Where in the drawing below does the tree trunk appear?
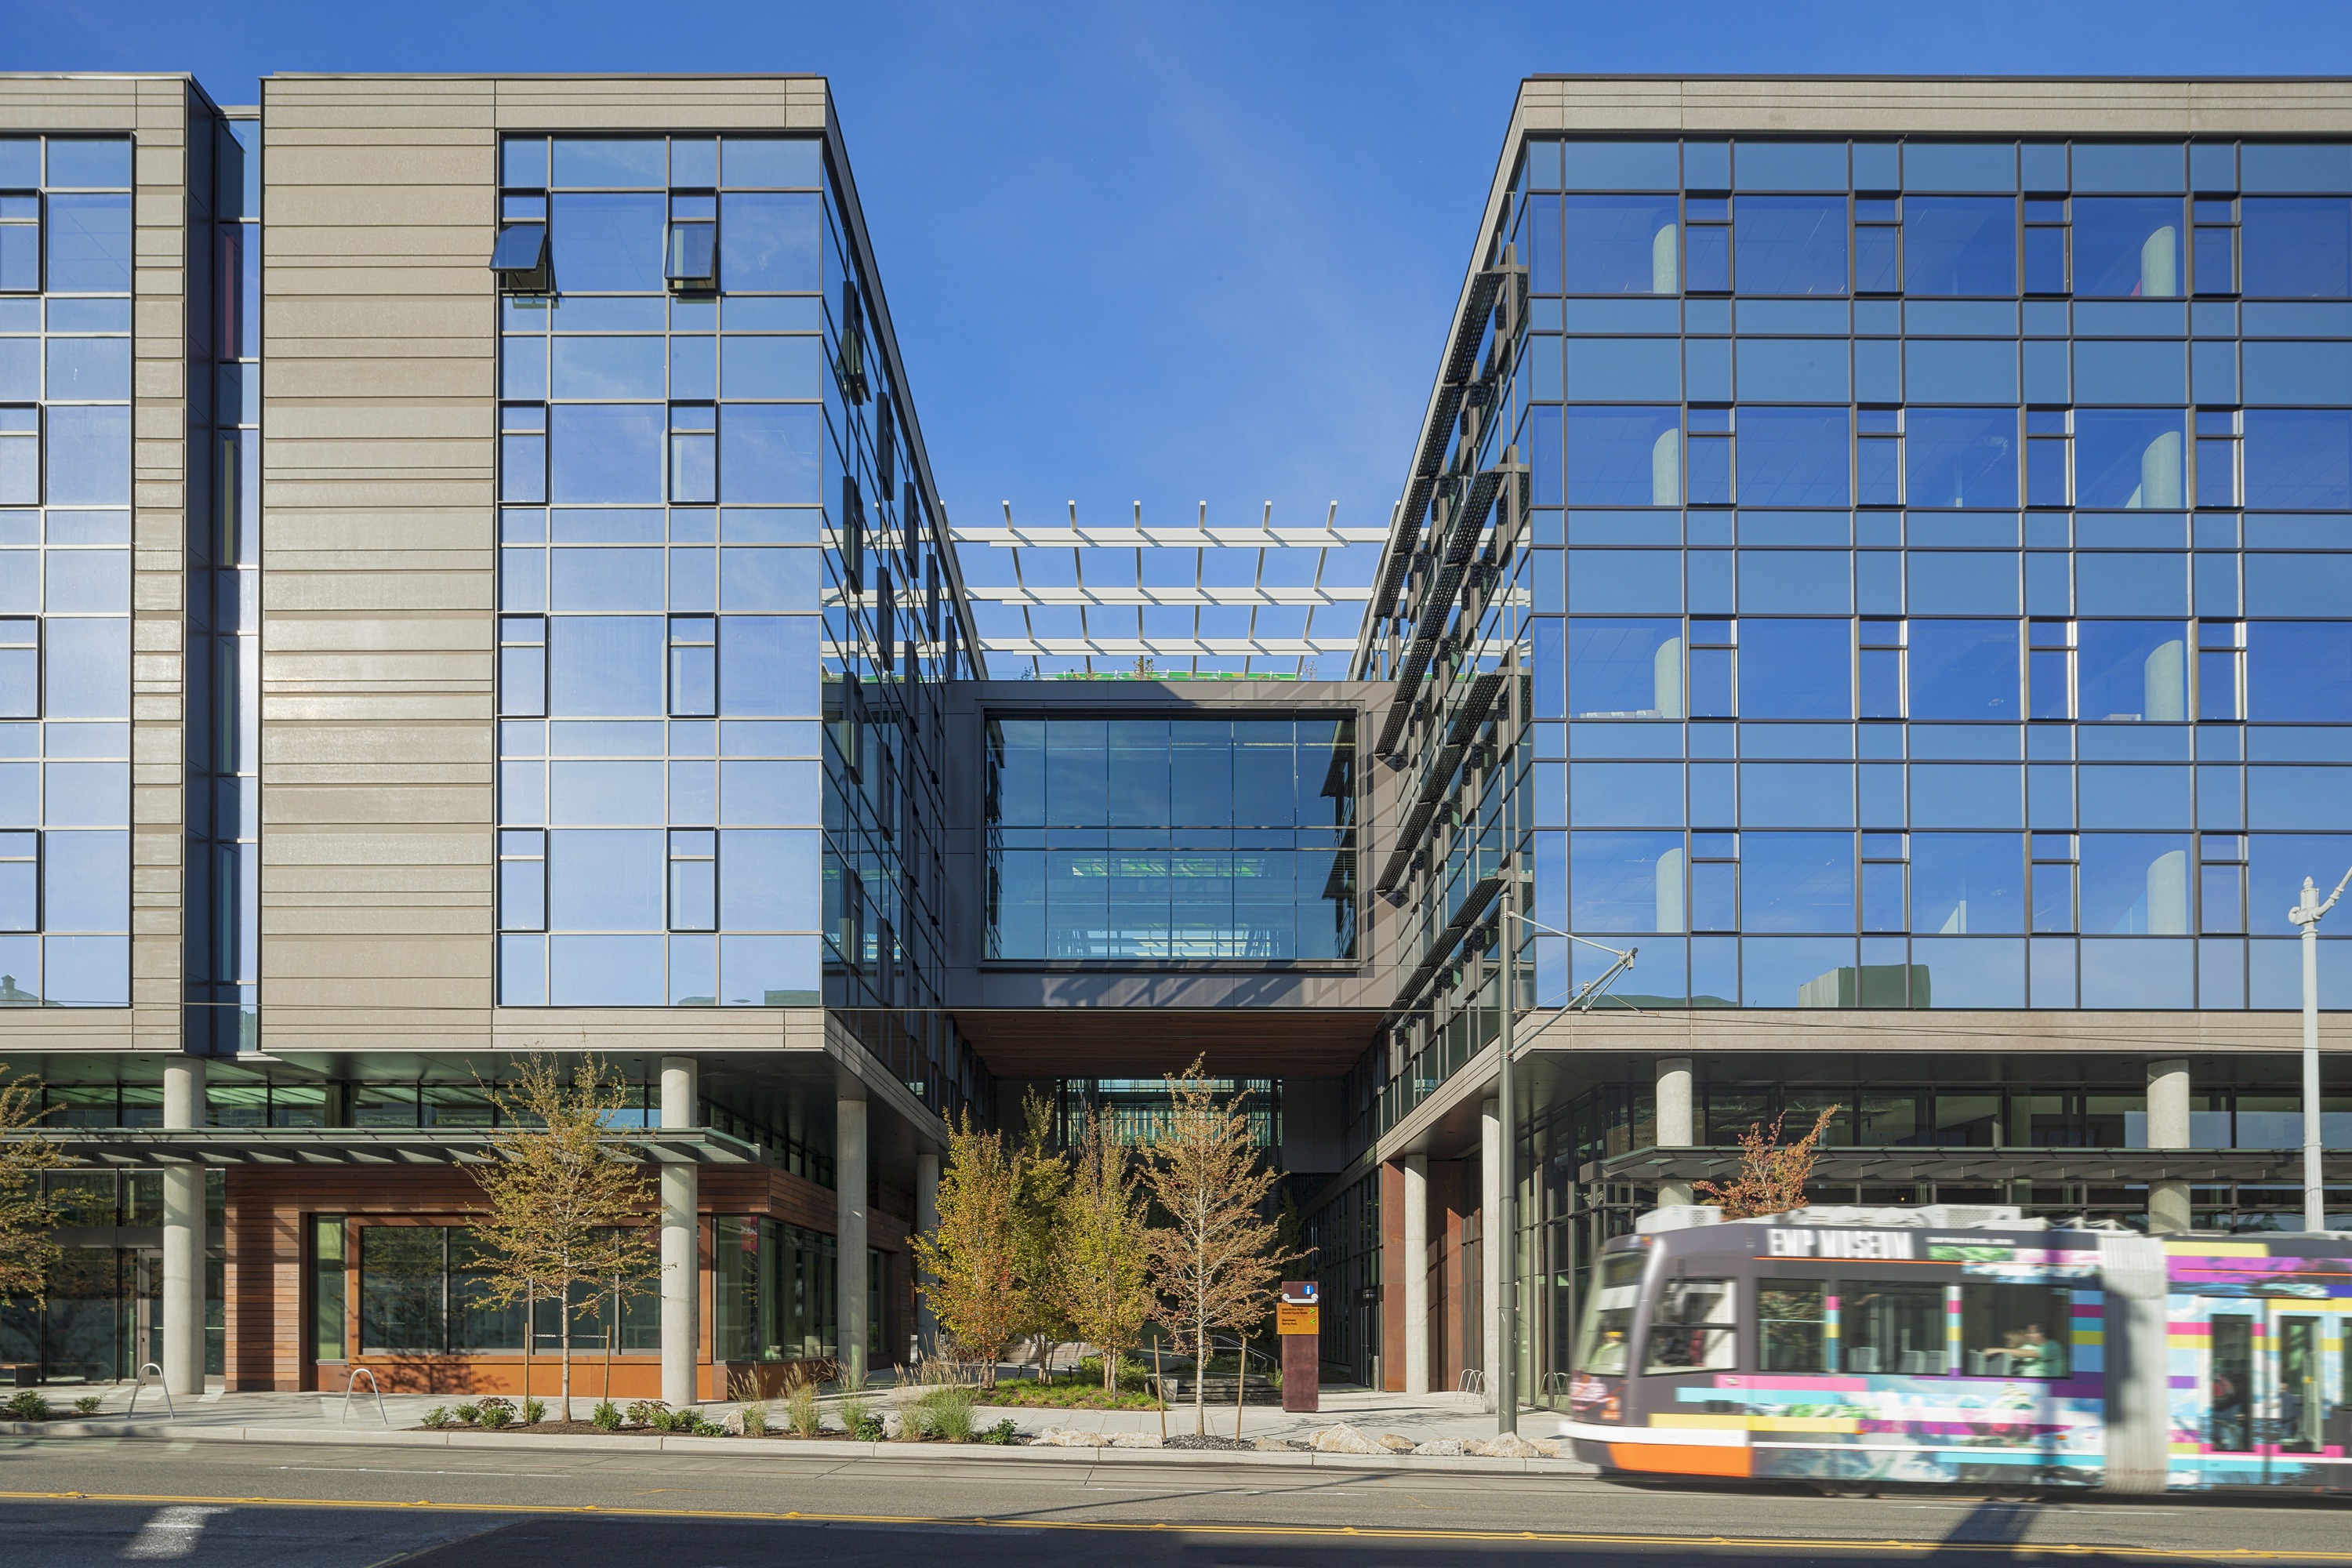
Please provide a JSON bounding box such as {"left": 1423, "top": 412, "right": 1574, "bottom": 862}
{"left": 561, "top": 1283, "right": 573, "bottom": 1423}
{"left": 521, "top": 1283, "right": 532, "bottom": 1417}
{"left": 1193, "top": 1320, "right": 1206, "bottom": 1436}
{"left": 602, "top": 1276, "right": 616, "bottom": 1405}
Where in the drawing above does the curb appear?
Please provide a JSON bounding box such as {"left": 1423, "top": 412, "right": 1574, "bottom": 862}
{"left": 0, "top": 1419, "right": 1596, "bottom": 1475}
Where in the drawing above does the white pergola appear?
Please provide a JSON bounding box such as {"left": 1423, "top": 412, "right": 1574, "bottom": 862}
{"left": 949, "top": 501, "right": 1386, "bottom": 679}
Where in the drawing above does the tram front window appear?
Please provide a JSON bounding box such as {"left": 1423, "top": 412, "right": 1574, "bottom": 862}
{"left": 1959, "top": 1281, "right": 2070, "bottom": 1377}
{"left": 1573, "top": 1252, "right": 1645, "bottom": 1375}
{"left": 1759, "top": 1279, "right": 1828, "bottom": 1372}
{"left": 1643, "top": 1277, "right": 1736, "bottom": 1374}
{"left": 1840, "top": 1280, "right": 1947, "bottom": 1375}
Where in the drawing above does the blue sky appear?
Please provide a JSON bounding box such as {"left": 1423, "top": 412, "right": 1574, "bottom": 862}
{"left": 10, "top": 0, "right": 2350, "bottom": 553}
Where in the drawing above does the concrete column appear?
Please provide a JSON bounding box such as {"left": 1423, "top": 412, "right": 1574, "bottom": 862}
{"left": 913, "top": 1149, "right": 938, "bottom": 1357}
{"left": 161, "top": 1058, "right": 205, "bottom": 1396}
{"left": 1402, "top": 1153, "right": 1430, "bottom": 1395}
{"left": 837, "top": 1094, "right": 869, "bottom": 1387}
{"left": 658, "top": 1056, "right": 699, "bottom": 1408}
{"left": 1656, "top": 1057, "right": 1695, "bottom": 1208}
{"left": 1479, "top": 1098, "right": 1500, "bottom": 1409}
{"left": 2147, "top": 1058, "right": 2193, "bottom": 1235}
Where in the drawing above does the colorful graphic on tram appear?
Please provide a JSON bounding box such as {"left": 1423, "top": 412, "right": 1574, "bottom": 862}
{"left": 1560, "top": 1211, "right": 2352, "bottom": 1494}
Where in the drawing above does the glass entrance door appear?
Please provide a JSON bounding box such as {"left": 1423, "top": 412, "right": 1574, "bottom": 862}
{"left": 128, "top": 1249, "right": 162, "bottom": 1380}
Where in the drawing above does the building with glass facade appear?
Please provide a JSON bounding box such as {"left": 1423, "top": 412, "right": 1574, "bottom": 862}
{"left": 1342, "top": 75, "right": 2352, "bottom": 1406}
{"left": 4, "top": 71, "right": 2352, "bottom": 1420}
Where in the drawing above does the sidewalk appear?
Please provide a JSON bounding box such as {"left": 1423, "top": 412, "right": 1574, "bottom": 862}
{"left": 0, "top": 1381, "right": 1592, "bottom": 1474}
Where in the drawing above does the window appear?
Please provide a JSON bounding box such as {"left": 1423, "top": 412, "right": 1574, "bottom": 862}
{"left": 2028, "top": 619, "right": 2072, "bottom": 720}
{"left": 0, "top": 830, "right": 32, "bottom": 932}
{"left": 2023, "top": 198, "right": 2067, "bottom": 294}
{"left": 0, "top": 618, "right": 33, "bottom": 717}
{"left": 2026, "top": 409, "right": 2071, "bottom": 507}
{"left": 0, "top": 406, "right": 34, "bottom": 505}
{"left": 1733, "top": 195, "right": 1846, "bottom": 296}
{"left": 2073, "top": 198, "right": 2183, "bottom": 297}
{"left": 2242, "top": 198, "right": 2350, "bottom": 298}
{"left": 1563, "top": 195, "right": 1679, "bottom": 295}
{"left": 497, "top": 829, "right": 546, "bottom": 931}
{"left": 1853, "top": 197, "right": 1899, "bottom": 294}
{"left": 1758, "top": 1279, "right": 1827, "bottom": 1372}
{"left": 1857, "top": 407, "right": 1900, "bottom": 506}
{"left": 665, "top": 194, "right": 717, "bottom": 292}
{"left": 667, "top": 615, "right": 715, "bottom": 716}
{"left": 835, "top": 281, "right": 868, "bottom": 402}
{"left": 488, "top": 221, "right": 550, "bottom": 293}
{"left": 2193, "top": 198, "right": 2238, "bottom": 296}
{"left": 1904, "top": 197, "right": 2018, "bottom": 296}
{"left": 669, "top": 829, "right": 716, "bottom": 931}
{"left": 1573, "top": 1250, "right": 1644, "bottom": 1375}
{"left": 497, "top": 615, "right": 546, "bottom": 717}
{"left": 1958, "top": 1281, "right": 2070, "bottom": 1377}
{"left": 0, "top": 191, "right": 34, "bottom": 293}
{"left": 499, "top": 403, "right": 546, "bottom": 504}
{"left": 2195, "top": 409, "right": 2240, "bottom": 508}
{"left": 1682, "top": 195, "right": 1727, "bottom": 293}
{"left": 1840, "top": 1279, "right": 1947, "bottom": 1374}
{"left": 1642, "top": 1276, "right": 1735, "bottom": 1373}
{"left": 1567, "top": 619, "right": 1682, "bottom": 718}
{"left": 310, "top": 1215, "right": 347, "bottom": 1363}
{"left": 2197, "top": 619, "right": 2242, "bottom": 721}
{"left": 668, "top": 403, "right": 715, "bottom": 503}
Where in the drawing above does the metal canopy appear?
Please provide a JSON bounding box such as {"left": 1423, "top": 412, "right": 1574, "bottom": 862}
{"left": 949, "top": 502, "right": 1385, "bottom": 679}
{"left": 9, "top": 1127, "right": 768, "bottom": 1168}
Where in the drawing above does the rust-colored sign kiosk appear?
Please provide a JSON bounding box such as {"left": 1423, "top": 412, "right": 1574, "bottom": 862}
{"left": 1278, "top": 1280, "right": 1319, "bottom": 1413}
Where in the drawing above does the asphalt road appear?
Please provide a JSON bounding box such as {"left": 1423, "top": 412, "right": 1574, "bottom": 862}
{"left": 1, "top": 1437, "right": 2347, "bottom": 1564}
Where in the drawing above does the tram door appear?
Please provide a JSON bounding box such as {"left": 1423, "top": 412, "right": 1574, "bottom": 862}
{"left": 2275, "top": 1312, "right": 2325, "bottom": 1457}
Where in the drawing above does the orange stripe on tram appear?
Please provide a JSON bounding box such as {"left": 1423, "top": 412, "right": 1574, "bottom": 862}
{"left": 1610, "top": 1442, "right": 1753, "bottom": 1479}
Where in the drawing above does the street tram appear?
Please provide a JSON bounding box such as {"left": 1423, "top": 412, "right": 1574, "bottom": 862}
{"left": 1561, "top": 1205, "right": 2352, "bottom": 1494}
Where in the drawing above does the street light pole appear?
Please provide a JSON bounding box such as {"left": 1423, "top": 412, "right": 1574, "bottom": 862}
{"left": 1494, "top": 906, "right": 1635, "bottom": 1437}
{"left": 2289, "top": 867, "right": 2352, "bottom": 1232}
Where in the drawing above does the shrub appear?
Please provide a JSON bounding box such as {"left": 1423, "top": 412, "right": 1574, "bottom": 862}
{"left": 739, "top": 1400, "right": 768, "bottom": 1437}
{"left": 688, "top": 1411, "right": 726, "bottom": 1436}
{"left": 785, "top": 1380, "right": 821, "bottom": 1438}
{"left": 909, "top": 1385, "right": 977, "bottom": 1442}
{"left": 422, "top": 1406, "right": 452, "bottom": 1430}
{"left": 590, "top": 1400, "right": 622, "bottom": 1432}
{"left": 1073, "top": 1355, "right": 1149, "bottom": 1392}
{"left": 624, "top": 1399, "right": 668, "bottom": 1428}
{"left": 978, "top": 1418, "right": 1020, "bottom": 1445}
{"left": 840, "top": 1395, "right": 882, "bottom": 1442}
{"left": 453, "top": 1403, "right": 482, "bottom": 1425}
{"left": 72, "top": 1396, "right": 102, "bottom": 1415}
{"left": 524, "top": 1399, "right": 546, "bottom": 1425}
{"left": 476, "top": 1396, "right": 516, "bottom": 1430}
{"left": 5, "top": 1392, "right": 51, "bottom": 1421}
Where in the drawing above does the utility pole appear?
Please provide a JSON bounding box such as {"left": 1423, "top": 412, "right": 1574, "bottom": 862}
{"left": 2288, "top": 867, "right": 2352, "bottom": 1232}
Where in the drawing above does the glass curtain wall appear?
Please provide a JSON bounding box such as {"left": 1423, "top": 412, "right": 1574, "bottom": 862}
{"left": 983, "top": 715, "right": 1358, "bottom": 960}
{"left": 187, "top": 114, "right": 259, "bottom": 1050}
{"left": 1481, "top": 136, "right": 2352, "bottom": 1021}
{"left": 492, "top": 132, "right": 984, "bottom": 1123}
{"left": 0, "top": 133, "right": 135, "bottom": 1006}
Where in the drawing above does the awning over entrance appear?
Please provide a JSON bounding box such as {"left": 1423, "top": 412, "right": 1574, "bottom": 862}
{"left": 1592, "top": 1145, "right": 2319, "bottom": 1186}
{"left": 4, "top": 1127, "right": 766, "bottom": 1168}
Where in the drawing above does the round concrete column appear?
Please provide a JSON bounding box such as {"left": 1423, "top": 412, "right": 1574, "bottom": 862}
{"left": 1402, "top": 1153, "right": 1430, "bottom": 1395}
{"left": 162, "top": 1058, "right": 206, "bottom": 1396}
{"left": 2147, "top": 1058, "right": 2193, "bottom": 1235}
{"left": 1655, "top": 1057, "right": 1695, "bottom": 1208}
{"left": 837, "top": 1094, "right": 869, "bottom": 1386}
{"left": 658, "top": 1056, "right": 699, "bottom": 1408}
{"left": 1479, "top": 1099, "right": 1500, "bottom": 1410}
{"left": 913, "top": 1149, "right": 938, "bottom": 1358}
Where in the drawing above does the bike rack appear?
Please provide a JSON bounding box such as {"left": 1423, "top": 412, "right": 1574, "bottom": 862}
{"left": 342, "top": 1365, "right": 388, "bottom": 1425}
{"left": 1457, "top": 1367, "right": 1487, "bottom": 1396}
{"left": 125, "top": 1362, "right": 175, "bottom": 1420}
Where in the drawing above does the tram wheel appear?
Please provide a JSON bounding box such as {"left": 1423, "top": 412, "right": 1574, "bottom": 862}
{"left": 1814, "top": 1485, "right": 1878, "bottom": 1499}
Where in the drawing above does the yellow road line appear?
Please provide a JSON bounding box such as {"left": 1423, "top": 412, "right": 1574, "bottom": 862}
{"left": 0, "top": 1488, "right": 2339, "bottom": 1559}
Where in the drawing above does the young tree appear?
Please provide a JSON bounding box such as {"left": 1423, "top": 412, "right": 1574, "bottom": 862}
{"left": 1009, "top": 1087, "right": 1071, "bottom": 1378}
{"left": 1695, "top": 1105, "right": 1841, "bottom": 1219}
{"left": 909, "top": 1110, "right": 1022, "bottom": 1387}
{"left": 0, "top": 1067, "right": 65, "bottom": 1307}
{"left": 1142, "top": 1059, "right": 1289, "bottom": 1435}
{"left": 470, "top": 1055, "right": 659, "bottom": 1421}
{"left": 1059, "top": 1106, "right": 1154, "bottom": 1392}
